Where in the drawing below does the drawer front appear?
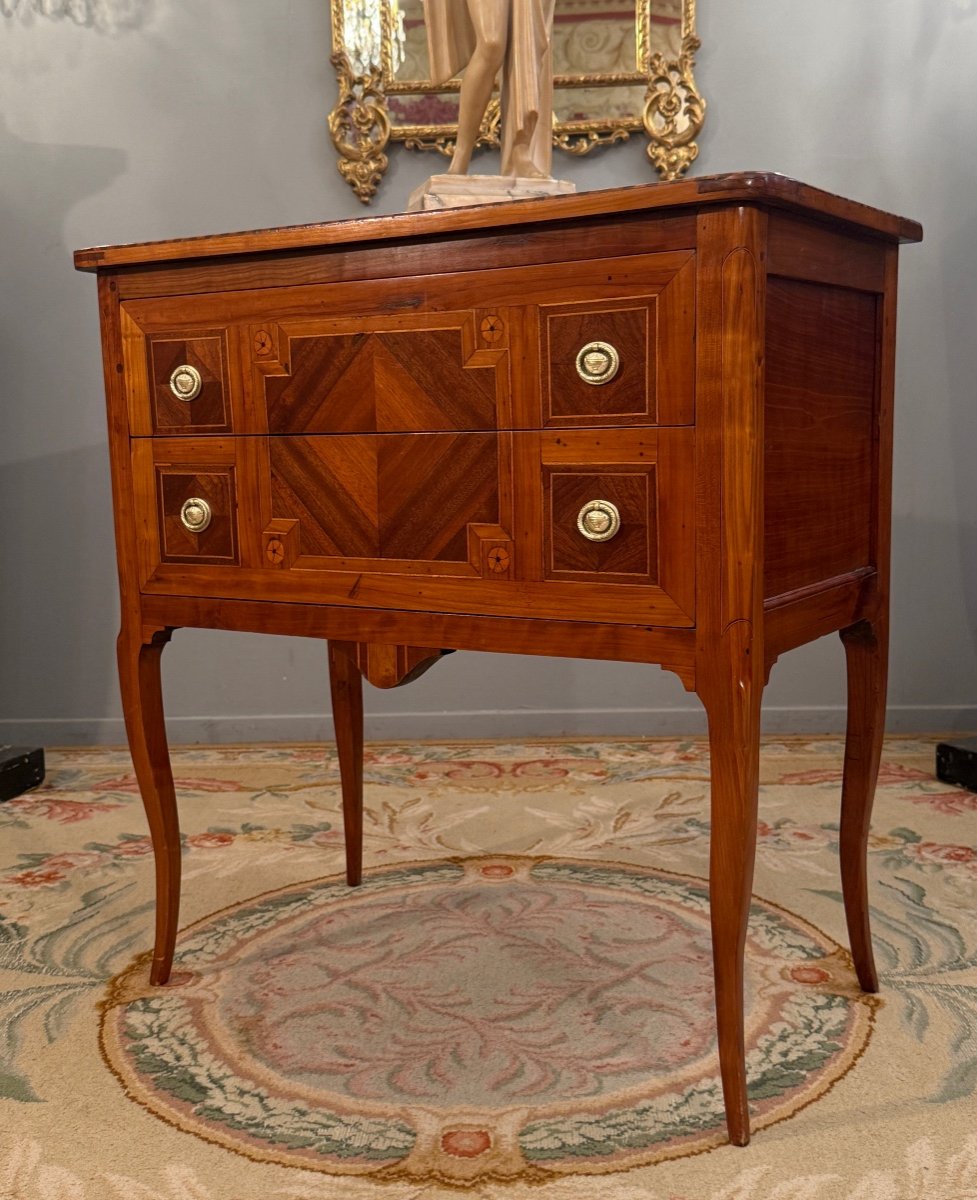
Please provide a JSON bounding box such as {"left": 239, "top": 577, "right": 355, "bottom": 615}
{"left": 133, "top": 430, "right": 694, "bottom": 627}
{"left": 120, "top": 250, "right": 694, "bottom": 436}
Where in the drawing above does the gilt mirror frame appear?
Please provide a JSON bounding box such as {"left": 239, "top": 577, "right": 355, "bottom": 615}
{"left": 329, "top": 0, "right": 705, "bottom": 204}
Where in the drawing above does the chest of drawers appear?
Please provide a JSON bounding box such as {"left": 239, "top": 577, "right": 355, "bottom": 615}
{"left": 75, "top": 173, "right": 921, "bottom": 1146}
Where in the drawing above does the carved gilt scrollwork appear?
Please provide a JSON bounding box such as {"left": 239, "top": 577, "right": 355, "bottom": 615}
{"left": 553, "top": 128, "right": 632, "bottom": 157}
{"left": 642, "top": 33, "right": 706, "bottom": 181}
{"left": 327, "top": 50, "right": 391, "bottom": 204}
{"left": 328, "top": 1, "right": 707, "bottom": 202}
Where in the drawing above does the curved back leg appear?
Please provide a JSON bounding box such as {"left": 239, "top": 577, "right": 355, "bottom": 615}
{"left": 839, "top": 617, "right": 887, "bottom": 993}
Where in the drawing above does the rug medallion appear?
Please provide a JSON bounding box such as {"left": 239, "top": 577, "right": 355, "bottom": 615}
{"left": 100, "top": 855, "right": 875, "bottom": 1185}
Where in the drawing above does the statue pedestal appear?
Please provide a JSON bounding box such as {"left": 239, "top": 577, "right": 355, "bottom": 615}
{"left": 407, "top": 174, "right": 576, "bottom": 212}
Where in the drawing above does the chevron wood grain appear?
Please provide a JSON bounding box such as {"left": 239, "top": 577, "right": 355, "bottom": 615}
{"left": 269, "top": 436, "right": 379, "bottom": 558}
{"left": 264, "top": 327, "right": 499, "bottom": 434}
{"left": 268, "top": 433, "right": 500, "bottom": 565}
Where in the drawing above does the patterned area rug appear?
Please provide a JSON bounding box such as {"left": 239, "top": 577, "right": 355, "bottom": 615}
{"left": 1, "top": 738, "right": 975, "bottom": 1199}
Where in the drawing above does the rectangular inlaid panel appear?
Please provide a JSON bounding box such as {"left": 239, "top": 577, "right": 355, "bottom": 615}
{"left": 262, "top": 326, "right": 500, "bottom": 434}
{"left": 539, "top": 253, "right": 695, "bottom": 427}
{"left": 544, "top": 303, "right": 653, "bottom": 422}
{"left": 156, "top": 468, "right": 238, "bottom": 564}
{"left": 148, "top": 331, "right": 230, "bottom": 434}
{"left": 545, "top": 468, "right": 657, "bottom": 584}
{"left": 268, "top": 433, "right": 500, "bottom": 564}
{"left": 764, "top": 277, "right": 879, "bottom": 598}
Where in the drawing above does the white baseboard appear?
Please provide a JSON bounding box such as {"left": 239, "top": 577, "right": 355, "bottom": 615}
{"left": 1, "top": 705, "right": 974, "bottom": 746}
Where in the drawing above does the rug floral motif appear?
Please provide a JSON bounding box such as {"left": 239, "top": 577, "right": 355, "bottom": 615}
{"left": 0, "top": 737, "right": 975, "bottom": 1200}
{"left": 99, "top": 856, "right": 873, "bottom": 1184}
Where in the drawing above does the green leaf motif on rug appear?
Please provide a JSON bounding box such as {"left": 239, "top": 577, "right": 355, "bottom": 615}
{"left": 123, "top": 995, "right": 415, "bottom": 1161}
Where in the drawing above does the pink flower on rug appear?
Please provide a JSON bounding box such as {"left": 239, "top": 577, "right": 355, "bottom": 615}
{"left": 778, "top": 762, "right": 931, "bottom": 786}
{"left": 512, "top": 759, "right": 606, "bottom": 780}
{"left": 782, "top": 827, "right": 831, "bottom": 846}
{"left": 906, "top": 789, "right": 977, "bottom": 816}
{"left": 480, "top": 864, "right": 515, "bottom": 878}
{"left": 756, "top": 822, "right": 832, "bottom": 849}
{"left": 186, "top": 832, "right": 235, "bottom": 849}
{"left": 42, "top": 852, "right": 103, "bottom": 871}
{"left": 777, "top": 767, "right": 845, "bottom": 785}
{"left": 6, "top": 796, "right": 123, "bottom": 823}
{"left": 789, "top": 965, "right": 831, "bottom": 985}
{"left": 93, "top": 775, "right": 247, "bottom": 794}
{"left": 367, "top": 751, "right": 414, "bottom": 765}
{"left": 113, "top": 837, "right": 154, "bottom": 857}
{"left": 441, "top": 1129, "right": 492, "bottom": 1158}
{"left": 414, "top": 761, "right": 503, "bottom": 781}
{"left": 3, "top": 850, "right": 107, "bottom": 887}
{"left": 309, "top": 830, "right": 342, "bottom": 846}
{"left": 904, "top": 841, "right": 976, "bottom": 867}
{"left": 5, "top": 867, "right": 67, "bottom": 888}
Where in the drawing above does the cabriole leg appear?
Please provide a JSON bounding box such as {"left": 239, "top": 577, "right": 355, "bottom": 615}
{"left": 117, "top": 626, "right": 180, "bottom": 986}
{"left": 699, "top": 636, "right": 763, "bottom": 1147}
{"left": 839, "top": 617, "right": 888, "bottom": 993}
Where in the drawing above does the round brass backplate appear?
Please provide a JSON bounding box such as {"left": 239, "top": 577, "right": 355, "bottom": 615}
{"left": 575, "top": 341, "right": 620, "bottom": 385}
{"left": 576, "top": 499, "right": 621, "bottom": 542}
{"left": 169, "top": 364, "right": 203, "bottom": 401}
{"left": 180, "top": 497, "right": 212, "bottom": 533}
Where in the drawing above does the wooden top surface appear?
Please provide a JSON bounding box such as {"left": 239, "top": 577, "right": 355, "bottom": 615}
{"left": 73, "top": 171, "right": 922, "bottom": 273}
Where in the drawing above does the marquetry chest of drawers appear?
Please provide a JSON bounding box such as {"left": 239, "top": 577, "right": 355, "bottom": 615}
{"left": 75, "top": 173, "right": 921, "bottom": 1146}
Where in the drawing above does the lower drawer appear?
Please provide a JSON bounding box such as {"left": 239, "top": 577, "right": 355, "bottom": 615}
{"left": 132, "top": 429, "right": 695, "bottom": 626}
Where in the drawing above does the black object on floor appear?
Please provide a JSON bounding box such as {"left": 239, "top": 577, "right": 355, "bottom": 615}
{"left": 936, "top": 738, "right": 977, "bottom": 795}
{"left": 0, "top": 746, "right": 45, "bottom": 802}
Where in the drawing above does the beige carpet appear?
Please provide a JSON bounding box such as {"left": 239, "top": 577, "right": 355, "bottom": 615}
{"left": 0, "top": 737, "right": 975, "bottom": 1199}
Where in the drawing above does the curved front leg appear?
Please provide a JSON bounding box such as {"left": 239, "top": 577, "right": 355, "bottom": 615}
{"left": 839, "top": 617, "right": 888, "bottom": 993}
{"left": 698, "top": 625, "right": 763, "bottom": 1147}
{"left": 117, "top": 625, "right": 180, "bottom": 986}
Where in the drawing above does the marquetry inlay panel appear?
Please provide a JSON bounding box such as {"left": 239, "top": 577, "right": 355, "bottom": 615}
{"left": 262, "top": 327, "right": 500, "bottom": 434}
{"left": 156, "top": 468, "right": 237, "bottom": 564}
{"left": 148, "top": 332, "right": 230, "bottom": 434}
{"left": 268, "top": 433, "right": 501, "bottom": 565}
{"left": 544, "top": 467, "right": 658, "bottom": 584}
{"left": 543, "top": 302, "right": 653, "bottom": 425}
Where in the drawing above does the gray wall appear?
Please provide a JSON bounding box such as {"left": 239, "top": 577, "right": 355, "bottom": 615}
{"left": 1, "top": 1, "right": 974, "bottom": 744}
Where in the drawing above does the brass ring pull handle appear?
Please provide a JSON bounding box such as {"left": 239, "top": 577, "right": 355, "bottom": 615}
{"left": 576, "top": 499, "right": 621, "bottom": 542}
{"left": 169, "top": 364, "right": 202, "bottom": 401}
{"left": 179, "top": 497, "right": 212, "bottom": 533}
{"left": 575, "top": 341, "right": 620, "bottom": 385}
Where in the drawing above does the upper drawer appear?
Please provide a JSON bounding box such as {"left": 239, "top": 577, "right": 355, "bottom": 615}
{"left": 120, "top": 251, "right": 694, "bottom": 436}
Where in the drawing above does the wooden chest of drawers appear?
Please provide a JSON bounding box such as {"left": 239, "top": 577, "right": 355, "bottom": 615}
{"left": 75, "top": 173, "right": 921, "bottom": 1146}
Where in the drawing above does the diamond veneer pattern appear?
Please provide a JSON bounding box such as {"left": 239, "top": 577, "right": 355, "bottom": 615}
{"left": 265, "top": 328, "right": 497, "bottom": 433}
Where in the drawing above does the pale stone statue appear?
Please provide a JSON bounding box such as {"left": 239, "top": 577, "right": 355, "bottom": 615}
{"left": 409, "top": 0, "right": 574, "bottom": 209}
{"left": 424, "top": 0, "right": 557, "bottom": 179}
